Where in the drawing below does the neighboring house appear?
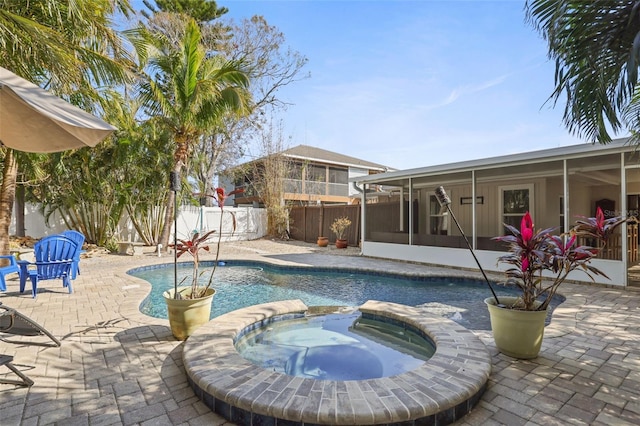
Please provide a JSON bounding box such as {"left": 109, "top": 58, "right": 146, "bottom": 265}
{"left": 353, "top": 138, "right": 640, "bottom": 287}
{"left": 229, "top": 144, "right": 393, "bottom": 206}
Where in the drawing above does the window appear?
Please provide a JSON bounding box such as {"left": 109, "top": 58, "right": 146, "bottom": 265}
{"left": 500, "top": 184, "right": 533, "bottom": 230}
{"left": 328, "top": 167, "right": 348, "bottom": 184}
{"left": 429, "top": 194, "right": 449, "bottom": 235}
{"left": 306, "top": 164, "right": 326, "bottom": 182}
{"left": 288, "top": 163, "right": 303, "bottom": 180}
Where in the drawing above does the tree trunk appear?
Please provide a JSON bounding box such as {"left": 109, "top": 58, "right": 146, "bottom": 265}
{"left": 158, "top": 163, "right": 182, "bottom": 251}
{"left": 15, "top": 184, "right": 25, "bottom": 237}
{"left": 159, "top": 187, "right": 175, "bottom": 252}
{"left": 0, "top": 150, "right": 18, "bottom": 255}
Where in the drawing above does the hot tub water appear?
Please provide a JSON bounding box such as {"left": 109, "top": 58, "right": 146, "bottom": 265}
{"left": 235, "top": 310, "right": 436, "bottom": 380}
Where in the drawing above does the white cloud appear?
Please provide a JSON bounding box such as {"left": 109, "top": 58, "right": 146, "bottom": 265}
{"left": 435, "top": 75, "right": 509, "bottom": 109}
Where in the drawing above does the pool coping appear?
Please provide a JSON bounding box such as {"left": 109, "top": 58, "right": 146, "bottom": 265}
{"left": 183, "top": 299, "right": 492, "bottom": 425}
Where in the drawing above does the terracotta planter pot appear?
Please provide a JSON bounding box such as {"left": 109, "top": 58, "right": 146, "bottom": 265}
{"left": 317, "top": 236, "right": 329, "bottom": 247}
{"left": 485, "top": 296, "right": 546, "bottom": 359}
{"left": 164, "top": 286, "right": 215, "bottom": 340}
{"left": 335, "top": 239, "right": 348, "bottom": 249}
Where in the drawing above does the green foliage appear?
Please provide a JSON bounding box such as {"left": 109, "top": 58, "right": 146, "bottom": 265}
{"left": 31, "top": 144, "right": 124, "bottom": 246}
{"left": 0, "top": 0, "right": 134, "bottom": 101}
{"left": 139, "top": 18, "right": 250, "bottom": 165}
{"left": 25, "top": 91, "right": 174, "bottom": 247}
{"left": 138, "top": 16, "right": 251, "bottom": 249}
{"left": 152, "top": 0, "right": 228, "bottom": 22}
{"left": 187, "top": 15, "right": 308, "bottom": 203}
{"left": 100, "top": 91, "right": 174, "bottom": 245}
{"left": 526, "top": 1, "right": 640, "bottom": 143}
{"left": 0, "top": 0, "right": 136, "bottom": 254}
{"left": 0, "top": 3, "right": 306, "bottom": 254}
{"left": 103, "top": 236, "right": 121, "bottom": 254}
{"left": 495, "top": 208, "right": 626, "bottom": 311}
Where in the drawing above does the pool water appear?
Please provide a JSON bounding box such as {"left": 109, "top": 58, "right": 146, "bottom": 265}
{"left": 235, "top": 311, "right": 436, "bottom": 380}
{"left": 130, "top": 261, "right": 559, "bottom": 330}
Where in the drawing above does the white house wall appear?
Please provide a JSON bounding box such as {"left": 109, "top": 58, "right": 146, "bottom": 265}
{"left": 404, "top": 172, "right": 625, "bottom": 241}
{"left": 438, "top": 178, "right": 545, "bottom": 238}
{"left": 361, "top": 241, "right": 625, "bottom": 287}
{"left": 357, "top": 145, "right": 637, "bottom": 288}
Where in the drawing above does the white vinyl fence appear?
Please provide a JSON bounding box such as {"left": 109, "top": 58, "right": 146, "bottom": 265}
{"left": 10, "top": 203, "right": 267, "bottom": 244}
{"left": 173, "top": 205, "right": 267, "bottom": 242}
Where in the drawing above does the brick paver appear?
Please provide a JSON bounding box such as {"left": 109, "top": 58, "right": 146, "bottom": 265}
{"left": 0, "top": 239, "right": 639, "bottom": 425}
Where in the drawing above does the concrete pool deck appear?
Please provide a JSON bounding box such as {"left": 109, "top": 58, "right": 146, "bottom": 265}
{"left": 0, "top": 238, "right": 639, "bottom": 425}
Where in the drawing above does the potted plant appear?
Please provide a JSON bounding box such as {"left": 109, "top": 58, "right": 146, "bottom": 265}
{"left": 330, "top": 216, "right": 352, "bottom": 248}
{"left": 317, "top": 236, "right": 329, "bottom": 247}
{"left": 164, "top": 187, "right": 242, "bottom": 340}
{"left": 487, "top": 207, "right": 625, "bottom": 358}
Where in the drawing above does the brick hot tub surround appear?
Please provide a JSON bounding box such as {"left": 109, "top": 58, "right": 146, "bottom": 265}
{"left": 182, "top": 299, "right": 491, "bottom": 425}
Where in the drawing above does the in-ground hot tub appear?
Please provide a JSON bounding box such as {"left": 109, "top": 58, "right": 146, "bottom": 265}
{"left": 235, "top": 308, "right": 436, "bottom": 381}
{"left": 183, "top": 300, "right": 492, "bottom": 425}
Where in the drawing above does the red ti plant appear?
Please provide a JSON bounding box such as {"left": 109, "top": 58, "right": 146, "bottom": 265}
{"left": 494, "top": 207, "right": 626, "bottom": 311}
{"left": 170, "top": 187, "right": 244, "bottom": 299}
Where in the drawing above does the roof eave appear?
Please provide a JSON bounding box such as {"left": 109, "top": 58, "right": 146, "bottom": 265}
{"left": 352, "top": 138, "right": 633, "bottom": 184}
{"left": 284, "top": 153, "right": 390, "bottom": 171}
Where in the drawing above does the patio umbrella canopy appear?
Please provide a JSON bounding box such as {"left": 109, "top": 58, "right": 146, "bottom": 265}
{"left": 0, "top": 66, "right": 116, "bottom": 153}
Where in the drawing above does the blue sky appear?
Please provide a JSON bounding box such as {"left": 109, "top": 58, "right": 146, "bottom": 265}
{"left": 136, "top": 1, "right": 609, "bottom": 170}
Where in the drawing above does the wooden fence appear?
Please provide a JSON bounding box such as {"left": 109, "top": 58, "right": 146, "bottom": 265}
{"left": 289, "top": 202, "right": 415, "bottom": 247}
{"left": 289, "top": 205, "right": 361, "bottom": 246}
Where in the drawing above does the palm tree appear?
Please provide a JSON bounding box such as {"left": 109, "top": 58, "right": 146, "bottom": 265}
{"left": 0, "top": 0, "right": 134, "bottom": 254}
{"left": 0, "top": 0, "right": 133, "bottom": 96}
{"left": 138, "top": 18, "right": 251, "bottom": 250}
{"left": 526, "top": 1, "right": 640, "bottom": 143}
{"left": 143, "top": 0, "right": 229, "bottom": 23}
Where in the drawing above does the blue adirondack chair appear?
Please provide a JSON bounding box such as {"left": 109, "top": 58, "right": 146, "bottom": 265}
{"left": 0, "top": 255, "right": 20, "bottom": 292}
{"left": 17, "top": 236, "right": 77, "bottom": 298}
{"left": 61, "top": 230, "right": 85, "bottom": 279}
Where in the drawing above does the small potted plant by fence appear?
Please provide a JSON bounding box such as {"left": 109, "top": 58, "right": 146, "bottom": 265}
{"left": 164, "top": 187, "right": 242, "bottom": 340}
{"left": 317, "top": 236, "right": 329, "bottom": 247}
{"left": 331, "top": 216, "right": 351, "bottom": 249}
{"left": 487, "top": 207, "right": 625, "bottom": 358}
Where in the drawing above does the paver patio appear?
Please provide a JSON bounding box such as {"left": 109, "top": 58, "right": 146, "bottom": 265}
{"left": 0, "top": 239, "right": 639, "bottom": 425}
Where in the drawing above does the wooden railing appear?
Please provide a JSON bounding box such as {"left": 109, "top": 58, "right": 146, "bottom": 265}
{"left": 577, "top": 223, "right": 639, "bottom": 262}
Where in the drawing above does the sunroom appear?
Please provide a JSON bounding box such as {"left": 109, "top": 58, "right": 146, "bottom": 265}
{"left": 353, "top": 138, "right": 640, "bottom": 287}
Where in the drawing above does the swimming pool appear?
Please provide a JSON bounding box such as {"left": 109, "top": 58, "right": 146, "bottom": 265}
{"left": 129, "top": 260, "right": 561, "bottom": 331}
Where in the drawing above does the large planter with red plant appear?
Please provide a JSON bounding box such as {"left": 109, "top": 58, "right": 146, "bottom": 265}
{"left": 166, "top": 186, "right": 242, "bottom": 341}
{"left": 489, "top": 208, "right": 625, "bottom": 359}
{"left": 484, "top": 296, "right": 546, "bottom": 359}
{"left": 164, "top": 287, "right": 216, "bottom": 341}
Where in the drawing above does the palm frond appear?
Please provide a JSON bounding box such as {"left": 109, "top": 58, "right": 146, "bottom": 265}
{"left": 526, "top": 0, "right": 640, "bottom": 142}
